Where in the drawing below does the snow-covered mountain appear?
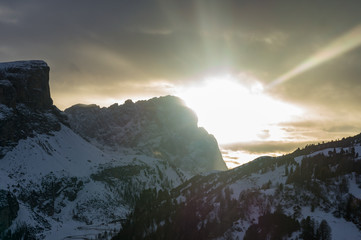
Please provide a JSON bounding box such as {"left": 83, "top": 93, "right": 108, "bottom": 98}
{"left": 65, "top": 96, "right": 227, "bottom": 175}
{"left": 0, "top": 60, "right": 226, "bottom": 239}
{"left": 115, "top": 136, "right": 361, "bottom": 240}
{"left": 2, "top": 60, "right": 361, "bottom": 240}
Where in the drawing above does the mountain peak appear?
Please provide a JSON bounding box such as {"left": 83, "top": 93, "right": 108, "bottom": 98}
{"left": 65, "top": 95, "right": 227, "bottom": 174}
{"left": 0, "top": 60, "right": 52, "bottom": 109}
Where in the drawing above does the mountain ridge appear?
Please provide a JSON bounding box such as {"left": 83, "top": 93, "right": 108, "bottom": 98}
{"left": 0, "top": 60, "right": 228, "bottom": 239}
{"left": 114, "top": 133, "right": 361, "bottom": 240}
{"left": 65, "top": 95, "right": 227, "bottom": 175}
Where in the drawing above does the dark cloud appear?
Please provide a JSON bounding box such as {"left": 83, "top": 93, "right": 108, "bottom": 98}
{"left": 224, "top": 159, "right": 242, "bottom": 166}
{"left": 0, "top": 0, "right": 361, "bottom": 143}
{"left": 324, "top": 125, "right": 361, "bottom": 133}
{"left": 1, "top": 1, "right": 360, "bottom": 78}
{"left": 277, "top": 119, "right": 361, "bottom": 144}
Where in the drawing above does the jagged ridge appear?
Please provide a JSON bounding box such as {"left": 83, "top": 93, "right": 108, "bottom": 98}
{"left": 65, "top": 96, "right": 227, "bottom": 175}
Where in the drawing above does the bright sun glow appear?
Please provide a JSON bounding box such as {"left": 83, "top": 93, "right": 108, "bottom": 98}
{"left": 176, "top": 74, "right": 302, "bottom": 144}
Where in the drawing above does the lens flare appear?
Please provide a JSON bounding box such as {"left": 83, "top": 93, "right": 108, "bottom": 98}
{"left": 268, "top": 24, "right": 361, "bottom": 89}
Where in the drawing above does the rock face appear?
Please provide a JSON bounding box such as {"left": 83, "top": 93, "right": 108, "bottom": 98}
{"left": 0, "top": 61, "right": 65, "bottom": 157}
{"left": 0, "top": 60, "right": 52, "bottom": 109}
{"left": 66, "top": 96, "right": 228, "bottom": 174}
{"left": 0, "top": 190, "right": 19, "bottom": 235}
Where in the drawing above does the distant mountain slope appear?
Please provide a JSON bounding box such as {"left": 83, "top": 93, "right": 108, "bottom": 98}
{"left": 114, "top": 135, "right": 361, "bottom": 240}
{"left": 65, "top": 96, "right": 227, "bottom": 175}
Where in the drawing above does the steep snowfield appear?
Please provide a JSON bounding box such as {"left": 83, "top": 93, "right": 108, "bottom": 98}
{"left": 0, "top": 125, "right": 109, "bottom": 180}
{"left": 0, "top": 125, "right": 122, "bottom": 239}
{"left": 0, "top": 124, "right": 187, "bottom": 239}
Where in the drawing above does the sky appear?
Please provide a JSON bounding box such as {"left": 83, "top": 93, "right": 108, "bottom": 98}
{"left": 1, "top": 0, "right": 361, "bottom": 167}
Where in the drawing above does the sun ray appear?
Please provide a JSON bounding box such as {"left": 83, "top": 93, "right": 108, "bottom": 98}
{"left": 268, "top": 23, "right": 361, "bottom": 89}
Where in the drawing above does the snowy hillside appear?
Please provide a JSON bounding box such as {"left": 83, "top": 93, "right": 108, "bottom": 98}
{"left": 115, "top": 136, "right": 361, "bottom": 240}
{"left": 0, "top": 122, "right": 189, "bottom": 239}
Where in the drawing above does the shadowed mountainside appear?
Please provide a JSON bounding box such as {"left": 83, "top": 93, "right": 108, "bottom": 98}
{"left": 65, "top": 96, "right": 227, "bottom": 175}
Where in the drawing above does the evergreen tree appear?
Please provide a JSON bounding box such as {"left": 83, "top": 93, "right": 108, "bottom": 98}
{"left": 340, "top": 148, "right": 345, "bottom": 155}
{"left": 339, "top": 177, "right": 349, "bottom": 194}
{"left": 301, "top": 216, "right": 316, "bottom": 240}
{"left": 351, "top": 147, "right": 356, "bottom": 157}
{"left": 317, "top": 220, "right": 332, "bottom": 240}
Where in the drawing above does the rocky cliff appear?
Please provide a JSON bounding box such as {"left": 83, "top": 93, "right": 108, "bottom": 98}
{"left": 0, "top": 60, "right": 65, "bottom": 157}
{"left": 0, "top": 60, "right": 52, "bottom": 109}
{"left": 65, "top": 96, "right": 227, "bottom": 174}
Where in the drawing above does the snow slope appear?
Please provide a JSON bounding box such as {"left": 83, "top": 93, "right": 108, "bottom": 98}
{"left": 0, "top": 124, "right": 188, "bottom": 239}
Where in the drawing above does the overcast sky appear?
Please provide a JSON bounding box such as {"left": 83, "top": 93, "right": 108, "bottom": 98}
{"left": 1, "top": 0, "right": 361, "bottom": 154}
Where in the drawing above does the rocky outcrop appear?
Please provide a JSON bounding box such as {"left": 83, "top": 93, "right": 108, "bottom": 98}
{"left": 0, "top": 104, "right": 64, "bottom": 157}
{"left": 0, "top": 190, "right": 19, "bottom": 235}
{"left": 65, "top": 96, "right": 228, "bottom": 174}
{"left": 0, "top": 80, "right": 16, "bottom": 107}
{"left": 0, "top": 60, "right": 52, "bottom": 109}
{"left": 0, "top": 61, "right": 66, "bottom": 157}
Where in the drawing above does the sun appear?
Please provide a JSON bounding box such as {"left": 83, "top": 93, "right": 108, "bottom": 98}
{"left": 175, "top": 74, "right": 302, "bottom": 144}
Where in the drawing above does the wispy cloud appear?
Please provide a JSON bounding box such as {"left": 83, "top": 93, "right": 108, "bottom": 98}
{"left": 222, "top": 140, "right": 316, "bottom": 155}
{"left": 137, "top": 28, "right": 173, "bottom": 35}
